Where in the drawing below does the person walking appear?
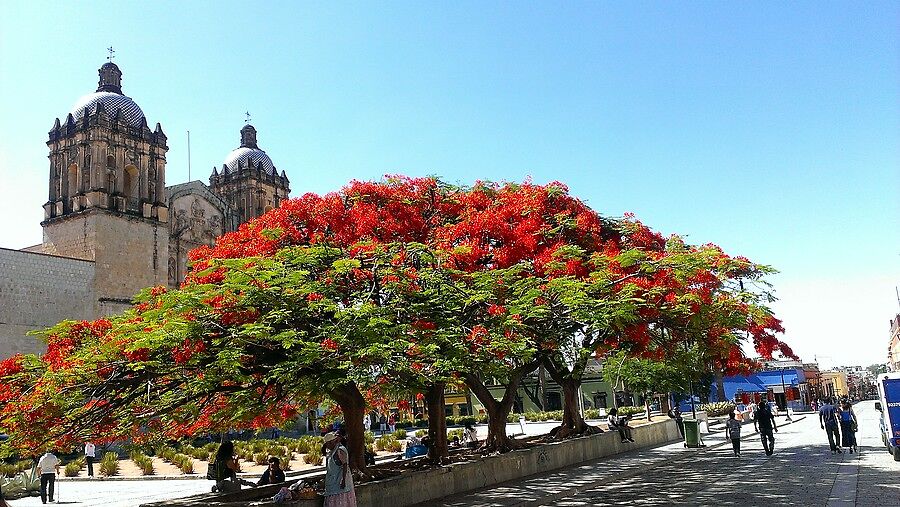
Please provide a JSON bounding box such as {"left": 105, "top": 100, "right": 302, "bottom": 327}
{"left": 323, "top": 432, "right": 357, "bottom": 507}
{"left": 37, "top": 450, "right": 60, "bottom": 504}
{"left": 379, "top": 413, "right": 388, "bottom": 436}
{"left": 725, "top": 412, "right": 742, "bottom": 457}
{"left": 747, "top": 400, "right": 758, "bottom": 432}
{"left": 838, "top": 400, "right": 858, "bottom": 453}
{"left": 84, "top": 441, "right": 96, "bottom": 477}
{"left": 819, "top": 397, "right": 842, "bottom": 454}
{"left": 388, "top": 412, "right": 396, "bottom": 433}
{"left": 756, "top": 399, "right": 778, "bottom": 455}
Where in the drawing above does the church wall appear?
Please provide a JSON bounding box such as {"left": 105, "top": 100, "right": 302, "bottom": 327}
{"left": 0, "top": 247, "right": 95, "bottom": 357}
{"left": 41, "top": 213, "right": 98, "bottom": 260}
{"left": 90, "top": 212, "right": 169, "bottom": 316}
{"left": 168, "top": 193, "right": 226, "bottom": 287}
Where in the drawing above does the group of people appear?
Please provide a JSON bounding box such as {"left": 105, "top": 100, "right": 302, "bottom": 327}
{"left": 725, "top": 399, "right": 778, "bottom": 457}
{"left": 363, "top": 411, "right": 398, "bottom": 435}
{"left": 818, "top": 397, "right": 858, "bottom": 454}
{"left": 208, "top": 431, "right": 357, "bottom": 507}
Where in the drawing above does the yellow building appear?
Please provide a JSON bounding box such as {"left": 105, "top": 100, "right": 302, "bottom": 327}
{"left": 819, "top": 371, "right": 849, "bottom": 398}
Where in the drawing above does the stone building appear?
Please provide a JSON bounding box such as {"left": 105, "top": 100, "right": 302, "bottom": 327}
{"left": 0, "top": 62, "right": 290, "bottom": 359}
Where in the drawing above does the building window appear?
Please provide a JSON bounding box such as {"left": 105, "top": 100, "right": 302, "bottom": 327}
{"left": 547, "top": 392, "right": 562, "bottom": 411}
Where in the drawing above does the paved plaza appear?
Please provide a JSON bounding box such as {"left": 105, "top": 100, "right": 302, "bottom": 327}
{"left": 429, "top": 401, "right": 899, "bottom": 506}
{"left": 5, "top": 402, "right": 898, "bottom": 506}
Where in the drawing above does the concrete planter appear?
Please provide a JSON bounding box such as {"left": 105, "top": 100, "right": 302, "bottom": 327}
{"left": 142, "top": 419, "right": 680, "bottom": 507}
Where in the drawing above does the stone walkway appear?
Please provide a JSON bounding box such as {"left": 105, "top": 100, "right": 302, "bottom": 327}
{"left": 424, "top": 401, "right": 899, "bottom": 507}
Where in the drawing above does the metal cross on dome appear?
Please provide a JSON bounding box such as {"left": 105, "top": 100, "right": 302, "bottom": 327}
{"left": 107, "top": 47, "right": 116, "bottom": 61}
{"left": 245, "top": 111, "right": 251, "bottom": 124}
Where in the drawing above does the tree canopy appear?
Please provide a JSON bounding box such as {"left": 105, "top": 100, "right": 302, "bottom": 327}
{"left": 0, "top": 176, "right": 793, "bottom": 466}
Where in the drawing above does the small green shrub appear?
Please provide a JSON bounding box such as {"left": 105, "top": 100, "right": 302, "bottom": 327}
{"left": 616, "top": 406, "right": 645, "bottom": 417}
{"left": 364, "top": 431, "right": 375, "bottom": 445}
{"left": 392, "top": 429, "right": 407, "bottom": 440}
{"left": 173, "top": 454, "right": 194, "bottom": 474}
{"left": 415, "top": 429, "right": 427, "bottom": 438}
{"left": 99, "top": 452, "right": 119, "bottom": 477}
{"left": 388, "top": 439, "right": 403, "bottom": 452}
{"left": 304, "top": 447, "right": 322, "bottom": 465}
{"left": 447, "top": 428, "right": 463, "bottom": 440}
{"left": 64, "top": 460, "right": 83, "bottom": 477}
{"left": 374, "top": 435, "right": 397, "bottom": 451}
{"left": 700, "top": 401, "right": 736, "bottom": 417}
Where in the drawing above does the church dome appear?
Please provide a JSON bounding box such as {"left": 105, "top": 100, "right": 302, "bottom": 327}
{"left": 70, "top": 91, "right": 146, "bottom": 127}
{"left": 222, "top": 124, "right": 276, "bottom": 175}
{"left": 67, "top": 62, "right": 146, "bottom": 128}
{"left": 224, "top": 146, "right": 276, "bottom": 174}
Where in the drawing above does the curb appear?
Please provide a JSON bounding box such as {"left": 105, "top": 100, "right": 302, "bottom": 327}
{"left": 508, "top": 415, "right": 807, "bottom": 507}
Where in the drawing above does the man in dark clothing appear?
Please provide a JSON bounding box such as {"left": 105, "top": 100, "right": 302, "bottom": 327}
{"left": 257, "top": 457, "right": 286, "bottom": 486}
{"left": 667, "top": 406, "right": 684, "bottom": 438}
{"left": 756, "top": 401, "right": 778, "bottom": 455}
{"left": 819, "top": 397, "right": 842, "bottom": 454}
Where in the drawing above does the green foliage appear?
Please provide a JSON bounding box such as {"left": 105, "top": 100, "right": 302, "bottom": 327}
{"left": 374, "top": 435, "right": 395, "bottom": 452}
{"left": 392, "top": 429, "right": 407, "bottom": 440}
{"left": 414, "top": 429, "right": 427, "bottom": 438}
{"left": 363, "top": 431, "right": 375, "bottom": 445}
{"left": 616, "top": 406, "right": 645, "bottom": 417}
{"left": 99, "top": 452, "right": 119, "bottom": 477}
{"left": 64, "top": 457, "right": 85, "bottom": 477}
{"left": 699, "top": 401, "right": 736, "bottom": 417}
{"left": 129, "top": 451, "right": 154, "bottom": 475}
{"left": 0, "top": 460, "right": 33, "bottom": 477}
{"left": 173, "top": 453, "right": 194, "bottom": 474}
{"left": 303, "top": 447, "right": 322, "bottom": 465}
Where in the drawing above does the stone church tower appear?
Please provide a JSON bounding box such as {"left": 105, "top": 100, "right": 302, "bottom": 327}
{"left": 209, "top": 124, "right": 290, "bottom": 224}
{"left": 41, "top": 62, "right": 169, "bottom": 315}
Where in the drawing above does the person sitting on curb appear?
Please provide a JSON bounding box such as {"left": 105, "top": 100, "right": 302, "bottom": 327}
{"left": 211, "top": 441, "right": 257, "bottom": 493}
{"left": 607, "top": 408, "right": 635, "bottom": 443}
{"left": 257, "top": 456, "right": 286, "bottom": 486}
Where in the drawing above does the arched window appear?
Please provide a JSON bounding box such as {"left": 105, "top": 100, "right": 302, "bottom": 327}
{"left": 124, "top": 165, "right": 139, "bottom": 211}
{"left": 67, "top": 164, "right": 78, "bottom": 197}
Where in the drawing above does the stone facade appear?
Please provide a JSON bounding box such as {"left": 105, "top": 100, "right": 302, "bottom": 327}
{"left": 0, "top": 248, "right": 95, "bottom": 357}
{"left": 167, "top": 181, "right": 238, "bottom": 287}
{"left": 0, "top": 62, "right": 291, "bottom": 360}
{"left": 209, "top": 124, "right": 290, "bottom": 225}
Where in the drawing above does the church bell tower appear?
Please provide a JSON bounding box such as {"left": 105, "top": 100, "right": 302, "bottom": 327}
{"left": 42, "top": 61, "right": 169, "bottom": 315}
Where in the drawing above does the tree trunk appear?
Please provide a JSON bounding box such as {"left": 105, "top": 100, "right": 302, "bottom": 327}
{"left": 330, "top": 381, "right": 367, "bottom": 471}
{"left": 542, "top": 357, "right": 601, "bottom": 439}
{"left": 645, "top": 394, "right": 652, "bottom": 421}
{"left": 715, "top": 370, "right": 726, "bottom": 402}
{"left": 463, "top": 365, "right": 536, "bottom": 453}
{"left": 424, "top": 382, "right": 449, "bottom": 463}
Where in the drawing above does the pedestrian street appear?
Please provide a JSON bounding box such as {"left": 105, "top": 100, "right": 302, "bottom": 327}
{"left": 428, "top": 401, "right": 899, "bottom": 507}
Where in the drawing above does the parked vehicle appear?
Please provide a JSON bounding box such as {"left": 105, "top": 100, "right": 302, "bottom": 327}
{"left": 875, "top": 372, "right": 900, "bottom": 461}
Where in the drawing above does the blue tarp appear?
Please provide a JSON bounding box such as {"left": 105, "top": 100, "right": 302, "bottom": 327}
{"left": 712, "top": 368, "right": 806, "bottom": 401}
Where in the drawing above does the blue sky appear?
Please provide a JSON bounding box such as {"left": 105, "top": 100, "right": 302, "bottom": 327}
{"left": 1, "top": 1, "right": 897, "bottom": 367}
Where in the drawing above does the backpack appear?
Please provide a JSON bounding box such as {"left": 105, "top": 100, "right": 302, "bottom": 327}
{"left": 206, "top": 461, "right": 218, "bottom": 481}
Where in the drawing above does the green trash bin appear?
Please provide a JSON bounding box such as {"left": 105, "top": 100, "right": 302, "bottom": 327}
{"left": 683, "top": 419, "right": 701, "bottom": 448}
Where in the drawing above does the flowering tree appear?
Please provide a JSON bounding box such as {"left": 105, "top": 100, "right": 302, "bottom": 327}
{"left": 0, "top": 176, "right": 791, "bottom": 469}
